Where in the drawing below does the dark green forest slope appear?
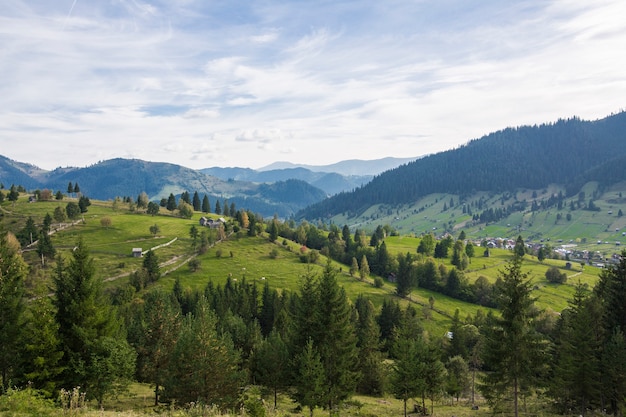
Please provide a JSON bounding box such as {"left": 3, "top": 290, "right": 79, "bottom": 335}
{"left": 298, "top": 112, "right": 626, "bottom": 220}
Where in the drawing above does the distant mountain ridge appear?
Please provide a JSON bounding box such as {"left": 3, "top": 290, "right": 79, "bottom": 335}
{"left": 298, "top": 111, "right": 626, "bottom": 220}
{"left": 0, "top": 155, "right": 413, "bottom": 218}
{"left": 258, "top": 156, "right": 419, "bottom": 176}
{"left": 200, "top": 166, "right": 373, "bottom": 196}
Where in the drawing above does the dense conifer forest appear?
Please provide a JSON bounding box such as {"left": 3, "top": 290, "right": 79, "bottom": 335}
{"left": 298, "top": 112, "right": 626, "bottom": 220}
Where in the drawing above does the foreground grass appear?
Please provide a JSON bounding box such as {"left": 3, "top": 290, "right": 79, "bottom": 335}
{"left": 0, "top": 382, "right": 507, "bottom": 417}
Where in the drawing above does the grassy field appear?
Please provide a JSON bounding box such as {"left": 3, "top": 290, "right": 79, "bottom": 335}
{"left": 2, "top": 191, "right": 617, "bottom": 417}
{"left": 0, "top": 191, "right": 605, "bottom": 331}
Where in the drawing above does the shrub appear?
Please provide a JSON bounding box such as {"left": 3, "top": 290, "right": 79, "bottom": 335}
{"left": 545, "top": 266, "right": 567, "bottom": 284}
{"left": 373, "top": 277, "right": 384, "bottom": 288}
{"left": 0, "top": 387, "right": 57, "bottom": 417}
{"left": 188, "top": 258, "right": 201, "bottom": 272}
{"left": 269, "top": 248, "right": 279, "bottom": 259}
{"left": 216, "top": 249, "right": 223, "bottom": 258}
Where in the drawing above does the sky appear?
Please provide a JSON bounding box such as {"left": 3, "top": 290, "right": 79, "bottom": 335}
{"left": 1, "top": 0, "right": 625, "bottom": 171}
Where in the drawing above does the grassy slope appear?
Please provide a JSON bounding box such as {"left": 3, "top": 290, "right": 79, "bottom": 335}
{"left": 2, "top": 192, "right": 608, "bottom": 416}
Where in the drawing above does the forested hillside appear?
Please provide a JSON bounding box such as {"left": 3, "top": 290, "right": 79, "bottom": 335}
{"left": 0, "top": 158, "right": 327, "bottom": 218}
{"left": 298, "top": 112, "right": 626, "bottom": 220}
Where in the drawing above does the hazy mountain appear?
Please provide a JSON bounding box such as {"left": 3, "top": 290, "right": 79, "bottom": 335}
{"left": 258, "top": 156, "right": 419, "bottom": 176}
{"left": 200, "top": 166, "right": 371, "bottom": 195}
{"left": 298, "top": 111, "right": 626, "bottom": 220}
{"left": 0, "top": 157, "right": 326, "bottom": 218}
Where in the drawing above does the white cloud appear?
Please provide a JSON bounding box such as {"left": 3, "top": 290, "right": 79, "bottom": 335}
{"left": 1, "top": 0, "right": 625, "bottom": 170}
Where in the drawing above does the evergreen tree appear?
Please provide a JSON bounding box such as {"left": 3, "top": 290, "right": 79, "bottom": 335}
{"left": 78, "top": 195, "right": 91, "bottom": 213}
{"left": 130, "top": 289, "right": 180, "bottom": 405}
{"left": 252, "top": 330, "right": 290, "bottom": 408}
{"left": 202, "top": 194, "right": 210, "bottom": 213}
{"left": 164, "top": 297, "right": 245, "bottom": 409}
{"left": 391, "top": 332, "right": 424, "bottom": 417}
{"left": 166, "top": 193, "right": 176, "bottom": 211}
{"left": 315, "top": 261, "right": 360, "bottom": 413}
{"left": 142, "top": 250, "right": 160, "bottom": 284}
{"left": 67, "top": 181, "right": 73, "bottom": 195}
{"left": 395, "top": 252, "right": 415, "bottom": 298}
{"left": 446, "top": 355, "right": 471, "bottom": 403}
{"left": 20, "top": 290, "right": 64, "bottom": 396}
{"left": 292, "top": 338, "right": 326, "bottom": 417}
{"left": 601, "top": 329, "right": 626, "bottom": 416}
{"left": 137, "top": 192, "right": 149, "bottom": 209}
{"left": 359, "top": 254, "right": 370, "bottom": 281}
{"left": 223, "top": 199, "right": 230, "bottom": 216}
{"left": 0, "top": 232, "right": 27, "bottom": 391}
{"left": 549, "top": 282, "right": 601, "bottom": 415}
{"left": 65, "top": 201, "right": 80, "bottom": 219}
{"left": 192, "top": 191, "right": 201, "bottom": 211}
{"left": 180, "top": 191, "right": 190, "bottom": 204}
{"left": 215, "top": 200, "right": 222, "bottom": 215}
{"left": 53, "top": 239, "right": 134, "bottom": 403}
{"left": 36, "top": 227, "right": 55, "bottom": 265}
{"left": 479, "top": 255, "right": 548, "bottom": 417}
{"left": 7, "top": 184, "right": 19, "bottom": 204}
{"left": 17, "top": 216, "right": 38, "bottom": 246}
{"left": 268, "top": 219, "right": 279, "bottom": 242}
{"left": 354, "top": 295, "right": 385, "bottom": 396}
{"left": 349, "top": 257, "right": 358, "bottom": 278}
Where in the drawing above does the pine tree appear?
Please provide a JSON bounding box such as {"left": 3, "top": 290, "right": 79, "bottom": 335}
{"left": 142, "top": 250, "right": 160, "bottom": 284}
{"left": 359, "top": 254, "right": 370, "bottom": 281}
{"left": 601, "top": 329, "right": 626, "bottom": 416}
{"left": 202, "top": 194, "right": 210, "bottom": 213}
{"left": 315, "top": 261, "right": 360, "bottom": 413}
{"left": 166, "top": 193, "right": 176, "bottom": 211}
{"left": 53, "top": 239, "right": 134, "bottom": 404}
{"left": 20, "top": 290, "right": 64, "bottom": 396}
{"left": 354, "top": 295, "right": 385, "bottom": 396}
{"left": 130, "top": 289, "right": 180, "bottom": 405}
{"left": 215, "top": 200, "right": 222, "bottom": 215}
{"left": 550, "top": 282, "right": 601, "bottom": 415}
{"left": 0, "top": 232, "right": 27, "bottom": 391}
{"left": 252, "top": 330, "right": 290, "bottom": 408}
{"left": 479, "top": 255, "right": 548, "bottom": 417}
{"left": 192, "top": 191, "right": 201, "bottom": 211}
{"left": 164, "top": 297, "right": 245, "bottom": 409}
{"left": 349, "top": 257, "right": 358, "bottom": 278}
{"left": 292, "top": 338, "right": 326, "bottom": 417}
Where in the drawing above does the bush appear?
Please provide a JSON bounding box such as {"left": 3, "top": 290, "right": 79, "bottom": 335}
{"left": 545, "top": 266, "right": 567, "bottom": 284}
{"left": 373, "top": 277, "right": 384, "bottom": 288}
{"left": 188, "top": 258, "right": 201, "bottom": 272}
{"left": 269, "top": 248, "right": 279, "bottom": 259}
{"left": 0, "top": 387, "right": 57, "bottom": 417}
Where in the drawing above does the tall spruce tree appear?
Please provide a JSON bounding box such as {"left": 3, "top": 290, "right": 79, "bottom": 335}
{"left": 479, "top": 255, "right": 548, "bottom": 417}
{"left": 292, "top": 338, "right": 326, "bottom": 417}
{"left": 129, "top": 289, "right": 180, "bottom": 406}
{"left": 0, "top": 232, "right": 27, "bottom": 391}
{"left": 164, "top": 296, "right": 245, "bottom": 409}
{"left": 315, "top": 261, "right": 360, "bottom": 414}
{"left": 252, "top": 330, "right": 290, "bottom": 408}
{"left": 53, "top": 239, "right": 134, "bottom": 403}
{"left": 354, "top": 295, "right": 385, "bottom": 396}
{"left": 549, "top": 282, "right": 601, "bottom": 415}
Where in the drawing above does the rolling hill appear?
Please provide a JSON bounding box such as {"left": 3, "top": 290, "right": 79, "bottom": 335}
{"left": 0, "top": 157, "right": 327, "bottom": 218}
